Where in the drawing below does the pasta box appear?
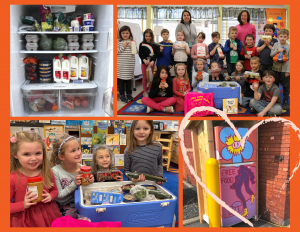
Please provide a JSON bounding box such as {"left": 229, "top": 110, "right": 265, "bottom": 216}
{"left": 197, "top": 82, "right": 240, "bottom": 109}
{"left": 75, "top": 181, "right": 177, "bottom": 227}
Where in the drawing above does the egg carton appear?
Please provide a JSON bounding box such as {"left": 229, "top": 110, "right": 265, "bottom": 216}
{"left": 80, "top": 42, "right": 94, "bottom": 50}
{"left": 81, "top": 34, "right": 94, "bottom": 43}
{"left": 68, "top": 42, "right": 80, "bottom": 51}
{"left": 67, "top": 35, "right": 79, "bottom": 43}
{"left": 26, "top": 42, "right": 39, "bottom": 51}
{"left": 25, "top": 35, "right": 39, "bottom": 43}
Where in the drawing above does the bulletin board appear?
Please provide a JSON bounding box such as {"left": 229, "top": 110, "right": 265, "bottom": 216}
{"left": 44, "top": 125, "right": 65, "bottom": 151}
{"left": 266, "top": 9, "right": 286, "bottom": 37}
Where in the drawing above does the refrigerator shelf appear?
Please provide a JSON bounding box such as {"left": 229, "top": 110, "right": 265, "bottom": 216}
{"left": 18, "top": 31, "right": 100, "bottom": 34}
{"left": 19, "top": 50, "right": 98, "bottom": 54}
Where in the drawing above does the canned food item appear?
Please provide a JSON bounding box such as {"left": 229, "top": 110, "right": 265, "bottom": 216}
{"left": 80, "top": 166, "right": 91, "bottom": 186}
{"left": 27, "top": 177, "right": 45, "bottom": 203}
{"left": 83, "top": 13, "right": 94, "bottom": 20}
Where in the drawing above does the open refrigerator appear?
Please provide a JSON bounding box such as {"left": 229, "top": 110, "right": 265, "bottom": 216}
{"left": 10, "top": 5, "right": 113, "bottom": 116}
{"left": 214, "top": 126, "right": 257, "bottom": 227}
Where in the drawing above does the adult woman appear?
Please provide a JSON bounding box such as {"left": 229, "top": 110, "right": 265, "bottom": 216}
{"left": 236, "top": 10, "right": 256, "bottom": 44}
{"left": 175, "top": 10, "right": 197, "bottom": 87}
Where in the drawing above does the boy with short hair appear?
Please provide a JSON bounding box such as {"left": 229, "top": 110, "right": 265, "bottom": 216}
{"left": 270, "top": 29, "right": 290, "bottom": 110}
{"left": 208, "top": 31, "right": 225, "bottom": 70}
{"left": 242, "top": 56, "right": 263, "bottom": 108}
{"left": 156, "top": 28, "right": 174, "bottom": 69}
{"left": 240, "top": 34, "right": 259, "bottom": 71}
{"left": 223, "top": 26, "right": 243, "bottom": 75}
{"left": 250, "top": 70, "right": 282, "bottom": 116}
{"left": 257, "top": 24, "right": 278, "bottom": 73}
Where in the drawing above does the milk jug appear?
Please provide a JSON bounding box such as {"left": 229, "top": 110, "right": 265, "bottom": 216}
{"left": 53, "top": 56, "right": 62, "bottom": 83}
{"left": 67, "top": 54, "right": 79, "bottom": 80}
{"left": 131, "top": 40, "right": 137, "bottom": 54}
{"left": 61, "top": 56, "right": 70, "bottom": 83}
{"left": 78, "top": 54, "right": 89, "bottom": 80}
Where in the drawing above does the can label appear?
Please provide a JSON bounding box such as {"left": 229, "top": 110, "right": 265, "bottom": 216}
{"left": 28, "top": 186, "right": 38, "bottom": 197}
{"left": 71, "top": 68, "right": 77, "bottom": 77}
{"left": 55, "top": 71, "right": 61, "bottom": 79}
{"left": 63, "top": 71, "right": 69, "bottom": 80}
{"left": 81, "top": 67, "right": 87, "bottom": 77}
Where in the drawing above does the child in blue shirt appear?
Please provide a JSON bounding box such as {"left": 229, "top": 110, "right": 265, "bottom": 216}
{"left": 156, "top": 29, "right": 174, "bottom": 69}
{"left": 208, "top": 31, "right": 225, "bottom": 70}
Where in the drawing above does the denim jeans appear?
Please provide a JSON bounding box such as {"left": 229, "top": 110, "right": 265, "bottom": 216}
{"left": 242, "top": 96, "right": 254, "bottom": 108}
{"left": 250, "top": 99, "right": 282, "bottom": 115}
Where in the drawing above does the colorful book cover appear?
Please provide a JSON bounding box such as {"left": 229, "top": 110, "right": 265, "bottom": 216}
{"left": 114, "top": 154, "right": 124, "bottom": 166}
{"left": 81, "top": 137, "right": 92, "bottom": 145}
{"left": 114, "top": 121, "right": 125, "bottom": 134}
{"left": 197, "top": 43, "right": 206, "bottom": 56}
{"left": 81, "top": 126, "right": 93, "bottom": 134}
{"left": 81, "top": 153, "right": 93, "bottom": 166}
{"left": 223, "top": 98, "right": 238, "bottom": 114}
{"left": 106, "top": 134, "right": 120, "bottom": 145}
{"left": 92, "top": 134, "right": 106, "bottom": 145}
{"left": 81, "top": 120, "right": 94, "bottom": 126}
{"left": 81, "top": 145, "right": 92, "bottom": 154}
{"left": 120, "top": 134, "right": 126, "bottom": 145}
{"left": 97, "top": 120, "right": 109, "bottom": 134}
{"left": 107, "top": 145, "right": 120, "bottom": 155}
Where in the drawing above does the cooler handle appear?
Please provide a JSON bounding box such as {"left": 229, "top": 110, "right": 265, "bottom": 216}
{"left": 74, "top": 189, "right": 80, "bottom": 210}
{"left": 160, "top": 202, "right": 169, "bottom": 207}
{"left": 96, "top": 208, "right": 106, "bottom": 213}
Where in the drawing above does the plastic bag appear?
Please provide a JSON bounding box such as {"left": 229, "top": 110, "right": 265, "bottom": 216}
{"left": 53, "top": 12, "right": 70, "bottom": 32}
{"left": 21, "top": 16, "right": 36, "bottom": 25}
{"left": 39, "top": 34, "right": 52, "bottom": 50}
{"left": 53, "top": 37, "right": 66, "bottom": 50}
{"left": 39, "top": 5, "right": 53, "bottom": 31}
{"left": 146, "top": 65, "right": 153, "bottom": 84}
{"left": 130, "top": 185, "right": 148, "bottom": 201}
{"left": 19, "top": 24, "right": 34, "bottom": 31}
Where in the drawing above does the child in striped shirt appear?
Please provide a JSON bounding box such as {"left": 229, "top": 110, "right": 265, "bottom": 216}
{"left": 124, "top": 120, "right": 166, "bottom": 185}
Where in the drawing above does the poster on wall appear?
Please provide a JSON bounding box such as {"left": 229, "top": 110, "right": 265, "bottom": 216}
{"left": 44, "top": 125, "right": 64, "bottom": 151}
{"left": 22, "top": 127, "right": 40, "bottom": 134}
{"left": 256, "top": 21, "right": 266, "bottom": 42}
{"left": 266, "top": 9, "right": 286, "bottom": 38}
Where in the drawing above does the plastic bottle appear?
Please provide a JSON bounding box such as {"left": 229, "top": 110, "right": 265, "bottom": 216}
{"left": 53, "top": 56, "right": 62, "bottom": 83}
{"left": 131, "top": 40, "right": 137, "bottom": 54}
{"left": 78, "top": 54, "right": 89, "bottom": 80}
{"left": 61, "top": 56, "right": 70, "bottom": 83}
{"left": 67, "top": 54, "right": 79, "bottom": 80}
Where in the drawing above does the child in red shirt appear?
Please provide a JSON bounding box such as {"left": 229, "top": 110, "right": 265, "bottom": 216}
{"left": 240, "top": 34, "right": 259, "bottom": 71}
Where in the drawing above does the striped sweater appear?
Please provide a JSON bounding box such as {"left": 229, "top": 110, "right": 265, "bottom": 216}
{"left": 124, "top": 143, "right": 163, "bottom": 179}
{"left": 117, "top": 40, "right": 136, "bottom": 80}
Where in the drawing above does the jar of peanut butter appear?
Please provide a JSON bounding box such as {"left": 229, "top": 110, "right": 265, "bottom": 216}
{"left": 80, "top": 166, "right": 91, "bottom": 186}
{"left": 27, "top": 177, "right": 44, "bottom": 203}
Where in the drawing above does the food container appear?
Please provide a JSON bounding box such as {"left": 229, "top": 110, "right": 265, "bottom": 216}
{"left": 80, "top": 166, "right": 92, "bottom": 186}
{"left": 123, "top": 193, "right": 137, "bottom": 203}
{"left": 27, "top": 177, "right": 44, "bottom": 203}
{"left": 25, "top": 64, "right": 37, "bottom": 72}
{"left": 75, "top": 181, "right": 177, "bottom": 227}
{"left": 39, "top": 70, "right": 52, "bottom": 74}
{"left": 83, "top": 13, "right": 94, "bottom": 20}
{"left": 67, "top": 35, "right": 79, "bottom": 43}
{"left": 82, "top": 25, "right": 94, "bottom": 31}
{"left": 25, "top": 35, "right": 39, "bottom": 43}
{"left": 39, "top": 66, "right": 52, "bottom": 71}
{"left": 76, "top": 16, "right": 83, "bottom": 25}
{"left": 81, "top": 42, "right": 94, "bottom": 50}
{"left": 39, "top": 60, "right": 52, "bottom": 67}
{"left": 72, "top": 26, "right": 82, "bottom": 32}
{"left": 68, "top": 42, "right": 80, "bottom": 51}
{"left": 83, "top": 19, "right": 95, "bottom": 26}
{"left": 71, "top": 20, "right": 80, "bottom": 27}
{"left": 60, "top": 83, "right": 97, "bottom": 113}
{"left": 21, "top": 89, "right": 59, "bottom": 114}
{"left": 26, "top": 43, "right": 39, "bottom": 51}
{"left": 96, "top": 170, "right": 121, "bottom": 181}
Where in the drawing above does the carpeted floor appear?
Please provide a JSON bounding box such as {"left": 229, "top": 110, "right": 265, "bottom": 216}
{"left": 117, "top": 85, "right": 290, "bottom": 116}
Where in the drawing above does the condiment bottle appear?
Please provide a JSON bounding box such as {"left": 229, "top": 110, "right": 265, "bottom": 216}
{"left": 179, "top": 81, "right": 185, "bottom": 93}
{"left": 27, "top": 177, "right": 44, "bottom": 203}
{"left": 161, "top": 79, "right": 166, "bottom": 89}
{"left": 80, "top": 166, "right": 91, "bottom": 186}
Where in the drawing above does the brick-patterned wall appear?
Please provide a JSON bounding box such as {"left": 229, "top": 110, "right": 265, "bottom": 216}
{"left": 183, "top": 129, "right": 196, "bottom": 186}
{"left": 258, "top": 122, "right": 290, "bottom": 226}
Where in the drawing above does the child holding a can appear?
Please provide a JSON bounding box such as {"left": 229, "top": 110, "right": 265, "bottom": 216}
{"left": 192, "top": 59, "right": 209, "bottom": 88}
{"left": 51, "top": 134, "right": 94, "bottom": 216}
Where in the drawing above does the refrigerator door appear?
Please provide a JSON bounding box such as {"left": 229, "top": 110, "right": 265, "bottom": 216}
{"left": 214, "top": 126, "right": 256, "bottom": 164}
{"left": 219, "top": 163, "right": 256, "bottom": 227}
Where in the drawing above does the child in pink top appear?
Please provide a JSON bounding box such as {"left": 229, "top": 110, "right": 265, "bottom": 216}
{"left": 191, "top": 32, "right": 210, "bottom": 72}
{"left": 173, "top": 63, "right": 191, "bottom": 112}
{"left": 10, "top": 131, "right": 61, "bottom": 227}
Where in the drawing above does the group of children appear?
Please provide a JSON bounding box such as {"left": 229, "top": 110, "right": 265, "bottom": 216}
{"left": 117, "top": 23, "right": 290, "bottom": 116}
{"left": 10, "top": 120, "right": 165, "bottom": 227}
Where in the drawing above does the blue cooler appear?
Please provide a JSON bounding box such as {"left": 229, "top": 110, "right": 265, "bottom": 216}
{"left": 197, "top": 82, "right": 241, "bottom": 109}
{"left": 75, "top": 181, "right": 177, "bottom": 227}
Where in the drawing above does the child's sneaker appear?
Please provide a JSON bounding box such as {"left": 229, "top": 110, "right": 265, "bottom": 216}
{"left": 119, "top": 95, "right": 128, "bottom": 103}
{"left": 163, "top": 106, "right": 174, "bottom": 113}
{"left": 250, "top": 107, "right": 257, "bottom": 113}
{"left": 147, "top": 106, "right": 154, "bottom": 114}
{"left": 267, "top": 113, "right": 277, "bottom": 117}
{"left": 127, "top": 94, "right": 134, "bottom": 101}
{"left": 283, "top": 101, "right": 289, "bottom": 110}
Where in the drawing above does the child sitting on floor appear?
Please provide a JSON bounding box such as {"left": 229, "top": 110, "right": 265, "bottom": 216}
{"left": 209, "top": 61, "right": 224, "bottom": 82}
{"left": 192, "top": 59, "right": 209, "bottom": 88}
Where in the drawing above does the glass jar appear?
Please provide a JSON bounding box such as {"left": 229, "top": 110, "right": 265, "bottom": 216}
{"left": 80, "top": 166, "right": 91, "bottom": 186}
{"left": 27, "top": 177, "right": 44, "bottom": 203}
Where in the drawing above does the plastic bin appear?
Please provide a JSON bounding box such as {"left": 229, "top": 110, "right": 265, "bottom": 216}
{"left": 22, "top": 90, "right": 58, "bottom": 113}
{"left": 197, "top": 82, "right": 240, "bottom": 109}
{"left": 61, "top": 87, "right": 97, "bottom": 113}
{"left": 75, "top": 181, "right": 177, "bottom": 227}
{"left": 81, "top": 42, "right": 94, "bottom": 50}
